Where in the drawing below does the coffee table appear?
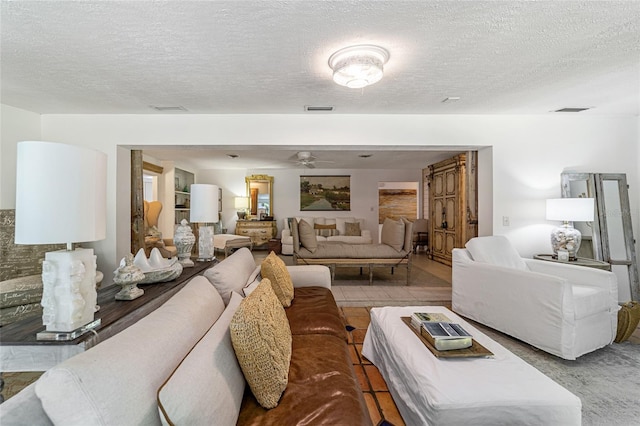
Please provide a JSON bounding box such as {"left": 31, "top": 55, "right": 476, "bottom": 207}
{"left": 362, "top": 306, "right": 581, "bottom": 425}
{"left": 213, "top": 234, "right": 253, "bottom": 257}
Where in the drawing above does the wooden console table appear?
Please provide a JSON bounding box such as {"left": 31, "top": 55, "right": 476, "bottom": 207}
{"left": 0, "top": 260, "right": 215, "bottom": 373}
{"left": 236, "top": 220, "right": 277, "bottom": 247}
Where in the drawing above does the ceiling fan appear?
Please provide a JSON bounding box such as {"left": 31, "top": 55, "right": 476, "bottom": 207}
{"left": 289, "top": 151, "right": 334, "bottom": 169}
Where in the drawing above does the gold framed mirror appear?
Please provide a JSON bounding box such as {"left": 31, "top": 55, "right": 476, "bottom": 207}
{"left": 245, "top": 174, "right": 274, "bottom": 219}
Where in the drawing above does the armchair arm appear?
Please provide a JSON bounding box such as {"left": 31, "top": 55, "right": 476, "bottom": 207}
{"left": 281, "top": 229, "right": 293, "bottom": 244}
{"left": 286, "top": 265, "right": 331, "bottom": 289}
{"left": 525, "top": 259, "right": 617, "bottom": 292}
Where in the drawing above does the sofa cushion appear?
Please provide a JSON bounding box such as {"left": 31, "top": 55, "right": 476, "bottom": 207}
{"left": 465, "top": 236, "right": 528, "bottom": 271}
{"left": 298, "top": 219, "right": 318, "bottom": 253}
{"left": 205, "top": 247, "right": 257, "bottom": 304}
{"left": 35, "top": 276, "right": 225, "bottom": 426}
{"left": 237, "top": 334, "right": 371, "bottom": 426}
{"left": 261, "top": 252, "right": 294, "bottom": 307}
{"left": 243, "top": 265, "right": 262, "bottom": 296}
{"left": 381, "top": 217, "right": 406, "bottom": 252}
{"left": 344, "top": 221, "right": 361, "bottom": 236}
{"left": 158, "top": 292, "right": 245, "bottom": 426}
{"left": 297, "top": 241, "right": 408, "bottom": 258}
{"left": 286, "top": 287, "right": 347, "bottom": 340}
{"left": 230, "top": 280, "right": 292, "bottom": 409}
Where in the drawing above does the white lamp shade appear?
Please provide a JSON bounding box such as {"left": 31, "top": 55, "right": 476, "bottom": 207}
{"left": 190, "top": 184, "right": 219, "bottom": 223}
{"left": 15, "top": 141, "right": 107, "bottom": 245}
{"left": 546, "top": 198, "right": 594, "bottom": 222}
{"left": 234, "top": 196, "right": 249, "bottom": 209}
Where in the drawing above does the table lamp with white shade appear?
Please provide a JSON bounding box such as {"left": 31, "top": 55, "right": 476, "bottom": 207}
{"left": 190, "top": 184, "right": 219, "bottom": 261}
{"left": 234, "top": 196, "right": 249, "bottom": 219}
{"left": 546, "top": 198, "right": 594, "bottom": 261}
{"left": 14, "top": 141, "right": 107, "bottom": 340}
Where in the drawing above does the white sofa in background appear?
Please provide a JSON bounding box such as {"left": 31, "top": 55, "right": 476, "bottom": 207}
{"left": 281, "top": 216, "right": 372, "bottom": 255}
{"left": 452, "top": 236, "right": 619, "bottom": 360}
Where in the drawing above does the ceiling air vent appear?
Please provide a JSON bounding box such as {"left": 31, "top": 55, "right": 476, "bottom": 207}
{"left": 149, "top": 105, "right": 188, "bottom": 112}
{"left": 554, "top": 107, "right": 591, "bottom": 113}
{"left": 305, "top": 106, "right": 334, "bottom": 112}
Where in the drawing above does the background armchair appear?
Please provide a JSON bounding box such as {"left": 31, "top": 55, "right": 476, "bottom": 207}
{"left": 452, "top": 236, "right": 618, "bottom": 360}
{"left": 412, "top": 218, "right": 429, "bottom": 253}
{"left": 143, "top": 201, "right": 177, "bottom": 259}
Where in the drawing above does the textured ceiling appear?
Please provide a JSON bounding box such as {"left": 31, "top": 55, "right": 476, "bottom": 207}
{"left": 2, "top": 1, "right": 639, "bottom": 170}
{"left": 2, "top": 1, "right": 639, "bottom": 116}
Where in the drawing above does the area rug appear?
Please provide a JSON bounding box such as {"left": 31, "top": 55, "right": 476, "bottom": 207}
{"left": 473, "top": 323, "right": 640, "bottom": 426}
{"left": 332, "top": 266, "right": 450, "bottom": 287}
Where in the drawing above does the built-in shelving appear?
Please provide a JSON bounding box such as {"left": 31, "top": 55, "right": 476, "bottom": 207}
{"left": 174, "top": 168, "right": 194, "bottom": 224}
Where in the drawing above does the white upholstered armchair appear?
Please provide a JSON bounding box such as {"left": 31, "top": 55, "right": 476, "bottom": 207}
{"left": 452, "top": 236, "right": 618, "bottom": 360}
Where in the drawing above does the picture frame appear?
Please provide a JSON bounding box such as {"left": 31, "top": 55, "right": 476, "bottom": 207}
{"left": 300, "top": 175, "right": 350, "bottom": 211}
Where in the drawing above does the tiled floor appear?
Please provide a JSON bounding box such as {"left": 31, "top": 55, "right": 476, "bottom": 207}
{"left": 342, "top": 306, "right": 407, "bottom": 426}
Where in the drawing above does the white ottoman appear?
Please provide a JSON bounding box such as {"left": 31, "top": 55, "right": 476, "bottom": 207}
{"left": 362, "top": 306, "right": 581, "bottom": 426}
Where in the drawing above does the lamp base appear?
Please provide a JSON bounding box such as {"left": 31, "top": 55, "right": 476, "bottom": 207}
{"left": 37, "top": 318, "right": 101, "bottom": 341}
{"left": 197, "top": 224, "right": 215, "bottom": 261}
{"left": 41, "top": 248, "right": 98, "bottom": 333}
{"left": 237, "top": 211, "right": 246, "bottom": 220}
{"left": 550, "top": 223, "right": 582, "bottom": 261}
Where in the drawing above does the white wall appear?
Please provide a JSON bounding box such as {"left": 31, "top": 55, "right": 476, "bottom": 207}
{"left": 1, "top": 112, "right": 637, "bottom": 283}
{"left": 1, "top": 105, "right": 41, "bottom": 208}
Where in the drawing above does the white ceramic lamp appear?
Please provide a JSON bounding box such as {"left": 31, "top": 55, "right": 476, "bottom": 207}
{"left": 546, "top": 198, "right": 594, "bottom": 261}
{"left": 15, "top": 141, "right": 107, "bottom": 340}
{"left": 190, "top": 184, "right": 219, "bottom": 261}
{"left": 234, "top": 196, "right": 249, "bottom": 220}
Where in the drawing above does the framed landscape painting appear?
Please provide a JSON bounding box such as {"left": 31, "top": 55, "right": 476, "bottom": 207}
{"left": 300, "top": 175, "right": 350, "bottom": 211}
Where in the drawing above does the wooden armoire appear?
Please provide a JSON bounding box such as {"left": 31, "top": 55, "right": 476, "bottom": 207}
{"left": 426, "top": 153, "right": 478, "bottom": 266}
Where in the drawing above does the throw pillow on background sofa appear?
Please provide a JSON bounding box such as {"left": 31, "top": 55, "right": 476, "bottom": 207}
{"left": 261, "top": 251, "right": 295, "bottom": 307}
{"left": 298, "top": 219, "right": 318, "bottom": 252}
{"left": 230, "top": 279, "right": 292, "bottom": 409}
{"left": 381, "top": 217, "right": 405, "bottom": 252}
{"left": 344, "top": 221, "right": 361, "bottom": 236}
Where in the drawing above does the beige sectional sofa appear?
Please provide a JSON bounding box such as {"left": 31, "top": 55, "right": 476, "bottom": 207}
{"left": 0, "top": 248, "right": 371, "bottom": 426}
{"left": 281, "top": 216, "right": 372, "bottom": 255}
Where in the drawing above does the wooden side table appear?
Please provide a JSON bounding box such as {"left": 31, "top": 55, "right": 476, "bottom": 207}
{"left": 268, "top": 238, "right": 282, "bottom": 255}
{"left": 533, "top": 254, "right": 611, "bottom": 271}
{"left": 0, "top": 260, "right": 215, "bottom": 373}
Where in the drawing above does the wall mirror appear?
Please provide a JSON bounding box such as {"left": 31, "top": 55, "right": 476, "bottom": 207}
{"left": 245, "top": 174, "right": 274, "bottom": 219}
{"left": 561, "top": 172, "right": 639, "bottom": 301}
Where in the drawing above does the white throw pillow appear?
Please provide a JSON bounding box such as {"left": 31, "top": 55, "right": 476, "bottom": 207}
{"left": 465, "top": 236, "right": 529, "bottom": 270}
{"left": 243, "top": 266, "right": 262, "bottom": 296}
{"left": 158, "top": 292, "right": 245, "bottom": 426}
{"left": 35, "top": 277, "right": 225, "bottom": 426}
{"left": 204, "top": 247, "right": 256, "bottom": 304}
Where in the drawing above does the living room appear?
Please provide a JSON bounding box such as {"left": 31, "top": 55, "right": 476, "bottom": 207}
{"left": 1, "top": 1, "right": 639, "bottom": 425}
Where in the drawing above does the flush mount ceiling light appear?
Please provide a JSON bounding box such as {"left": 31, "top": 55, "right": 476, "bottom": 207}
{"left": 328, "top": 45, "right": 389, "bottom": 89}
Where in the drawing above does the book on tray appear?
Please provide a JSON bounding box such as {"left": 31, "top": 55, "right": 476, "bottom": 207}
{"left": 411, "top": 312, "right": 473, "bottom": 351}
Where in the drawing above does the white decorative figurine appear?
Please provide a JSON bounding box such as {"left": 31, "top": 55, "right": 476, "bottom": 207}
{"left": 113, "top": 253, "right": 145, "bottom": 301}
{"left": 173, "top": 219, "right": 196, "bottom": 267}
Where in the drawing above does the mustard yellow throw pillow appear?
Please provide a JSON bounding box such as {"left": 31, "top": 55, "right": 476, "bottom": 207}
{"left": 261, "top": 251, "right": 294, "bottom": 307}
{"left": 230, "top": 279, "right": 292, "bottom": 409}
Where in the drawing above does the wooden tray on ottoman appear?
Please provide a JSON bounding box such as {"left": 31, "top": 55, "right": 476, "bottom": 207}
{"left": 400, "top": 317, "right": 493, "bottom": 358}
